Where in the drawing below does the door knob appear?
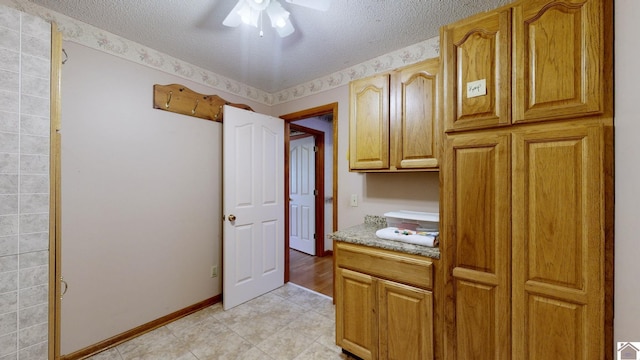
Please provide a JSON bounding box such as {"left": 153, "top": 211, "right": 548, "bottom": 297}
{"left": 228, "top": 214, "right": 236, "bottom": 221}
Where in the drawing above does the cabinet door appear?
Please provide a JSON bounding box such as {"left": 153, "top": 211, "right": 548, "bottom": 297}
{"left": 393, "top": 59, "right": 440, "bottom": 169}
{"left": 335, "top": 268, "right": 378, "bottom": 360}
{"left": 441, "top": 9, "right": 511, "bottom": 132}
{"left": 378, "top": 280, "right": 433, "bottom": 360}
{"left": 512, "top": 123, "right": 608, "bottom": 360}
{"left": 442, "top": 131, "right": 511, "bottom": 360}
{"left": 513, "top": 0, "right": 607, "bottom": 123}
{"left": 349, "top": 74, "right": 390, "bottom": 170}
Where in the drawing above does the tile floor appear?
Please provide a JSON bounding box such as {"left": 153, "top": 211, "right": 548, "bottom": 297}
{"left": 86, "top": 283, "right": 356, "bottom": 360}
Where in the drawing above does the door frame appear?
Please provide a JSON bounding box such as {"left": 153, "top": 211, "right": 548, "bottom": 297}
{"left": 289, "top": 124, "right": 324, "bottom": 256}
{"left": 281, "top": 103, "right": 338, "bottom": 283}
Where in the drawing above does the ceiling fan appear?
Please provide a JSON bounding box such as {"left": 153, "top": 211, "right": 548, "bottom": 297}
{"left": 223, "top": 0, "right": 332, "bottom": 37}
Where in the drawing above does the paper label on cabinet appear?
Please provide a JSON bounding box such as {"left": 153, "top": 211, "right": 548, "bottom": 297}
{"left": 466, "top": 79, "right": 487, "bottom": 98}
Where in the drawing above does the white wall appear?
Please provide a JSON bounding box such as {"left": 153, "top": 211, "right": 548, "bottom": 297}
{"left": 614, "top": 0, "right": 640, "bottom": 347}
{"left": 272, "top": 83, "right": 440, "bottom": 231}
{"left": 58, "top": 42, "right": 266, "bottom": 354}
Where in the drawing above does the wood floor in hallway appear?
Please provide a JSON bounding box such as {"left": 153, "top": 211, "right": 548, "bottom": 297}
{"left": 289, "top": 249, "right": 333, "bottom": 298}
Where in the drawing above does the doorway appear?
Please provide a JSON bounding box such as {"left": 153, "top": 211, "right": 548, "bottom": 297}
{"left": 281, "top": 103, "right": 338, "bottom": 288}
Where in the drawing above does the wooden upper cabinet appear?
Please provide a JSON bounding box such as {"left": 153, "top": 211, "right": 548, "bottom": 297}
{"left": 442, "top": 9, "right": 512, "bottom": 132}
{"left": 349, "top": 74, "right": 390, "bottom": 170}
{"left": 349, "top": 58, "right": 441, "bottom": 172}
{"left": 393, "top": 60, "right": 440, "bottom": 170}
{"left": 513, "top": 0, "right": 607, "bottom": 123}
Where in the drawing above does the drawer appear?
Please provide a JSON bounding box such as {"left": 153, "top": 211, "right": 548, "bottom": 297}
{"left": 335, "top": 242, "right": 433, "bottom": 290}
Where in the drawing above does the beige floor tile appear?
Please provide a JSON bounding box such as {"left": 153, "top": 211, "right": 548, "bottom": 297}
{"left": 86, "top": 347, "right": 122, "bottom": 360}
{"left": 85, "top": 285, "right": 339, "bottom": 360}
{"left": 256, "top": 326, "right": 316, "bottom": 360}
{"left": 293, "top": 342, "right": 352, "bottom": 360}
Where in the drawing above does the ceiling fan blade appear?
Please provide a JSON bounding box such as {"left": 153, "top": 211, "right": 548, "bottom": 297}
{"left": 284, "top": 0, "right": 331, "bottom": 11}
{"left": 222, "top": 1, "right": 244, "bottom": 27}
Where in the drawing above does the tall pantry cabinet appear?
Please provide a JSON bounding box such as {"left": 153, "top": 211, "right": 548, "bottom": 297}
{"left": 439, "top": 0, "right": 613, "bottom": 359}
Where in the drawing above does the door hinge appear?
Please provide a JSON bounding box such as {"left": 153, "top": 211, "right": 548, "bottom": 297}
{"left": 313, "top": 233, "right": 316, "bottom": 240}
{"left": 314, "top": 189, "right": 318, "bottom": 196}
{"left": 313, "top": 146, "right": 318, "bottom": 152}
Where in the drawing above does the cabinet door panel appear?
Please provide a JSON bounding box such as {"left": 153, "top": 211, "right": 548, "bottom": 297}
{"left": 512, "top": 123, "right": 605, "bottom": 359}
{"left": 395, "top": 59, "right": 440, "bottom": 169}
{"left": 442, "top": 9, "right": 511, "bottom": 131}
{"left": 349, "top": 75, "right": 390, "bottom": 170}
{"left": 378, "top": 280, "right": 433, "bottom": 360}
{"left": 442, "top": 132, "right": 511, "bottom": 360}
{"left": 335, "top": 268, "right": 378, "bottom": 360}
{"left": 513, "top": 0, "right": 605, "bottom": 122}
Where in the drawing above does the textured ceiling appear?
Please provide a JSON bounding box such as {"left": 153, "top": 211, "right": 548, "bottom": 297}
{"left": 27, "top": 0, "right": 510, "bottom": 93}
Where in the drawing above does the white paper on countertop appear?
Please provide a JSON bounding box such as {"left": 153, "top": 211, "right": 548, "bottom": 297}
{"left": 375, "top": 227, "right": 439, "bottom": 247}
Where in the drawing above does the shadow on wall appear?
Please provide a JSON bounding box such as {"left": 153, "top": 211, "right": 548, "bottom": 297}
{"left": 364, "top": 172, "right": 440, "bottom": 203}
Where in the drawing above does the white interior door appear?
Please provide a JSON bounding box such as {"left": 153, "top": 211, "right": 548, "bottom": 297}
{"left": 223, "top": 105, "right": 284, "bottom": 310}
{"left": 290, "top": 136, "right": 316, "bottom": 255}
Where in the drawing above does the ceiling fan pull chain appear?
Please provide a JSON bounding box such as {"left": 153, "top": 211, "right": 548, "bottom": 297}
{"left": 259, "top": 10, "right": 264, "bottom": 37}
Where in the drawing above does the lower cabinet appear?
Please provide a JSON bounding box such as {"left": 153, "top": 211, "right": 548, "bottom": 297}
{"left": 335, "top": 241, "right": 434, "bottom": 360}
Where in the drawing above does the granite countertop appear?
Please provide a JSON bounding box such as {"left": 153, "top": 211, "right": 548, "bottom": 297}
{"left": 329, "top": 215, "right": 440, "bottom": 259}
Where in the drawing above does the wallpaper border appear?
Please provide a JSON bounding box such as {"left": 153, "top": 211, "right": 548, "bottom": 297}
{"left": 1, "top": 0, "right": 439, "bottom": 106}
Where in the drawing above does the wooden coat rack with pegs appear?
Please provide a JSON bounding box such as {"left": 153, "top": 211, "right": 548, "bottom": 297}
{"left": 153, "top": 84, "right": 253, "bottom": 122}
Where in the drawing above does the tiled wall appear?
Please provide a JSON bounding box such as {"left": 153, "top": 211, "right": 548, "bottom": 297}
{"left": 0, "top": 4, "right": 51, "bottom": 360}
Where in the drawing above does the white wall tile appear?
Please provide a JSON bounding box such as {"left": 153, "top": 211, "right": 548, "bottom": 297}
{"left": 19, "top": 95, "right": 48, "bottom": 118}
{"left": 19, "top": 135, "right": 48, "bottom": 155}
{"left": 0, "top": 133, "right": 18, "bottom": 153}
{"left": 0, "top": 216, "right": 18, "bottom": 237}
{"left": 0, "top": 5, "right": 20, "bottom": 31}
{"left": 19, "top": 194, "right": 48, "bottom": 214}
{"left": 18, "top": 284, "right": 46, "bottom": 309}
{"left": 0, "top": 90, "right": 18, "bottom": 114}
{"left": 0, "top": 270, "right": 17, "bottom": 293}
{"left": 0, "top": 111, "right": 19, "bottom": 133}
{"left": 18, "top": 304, "right": 46, "bottom": 329}
{"left": 19, "top": 175, "right": 47, "bottom": 194}
{"left": 0, "top": 70, "right": 19, "bottom": 92}
{"left": 0, "top": 351, "right": 17, "bottom": 360}
{"left": 0, "top": 154, "right": 18, "bottom": 174}
{"left": 0, "top": 332, "right": 17, "bottom": 357}
{"left": 0, "top": 255, "right": 17, "bottom": 273}
{"left": 0, "top": 48, "right": 20, "bottom": 73}
{"left": 0, "top": 195, "right": 18, "bottom": 215}
{"left": 19, "top": 55, "right": 48, "bottom": 79}
{"left": 17, "top": 265, "right": 47, "bottom": 288}
{"left": 18, "top": 251, "right": 47, "bottom": 269}
{"left": 18, "top": 341, "right": 47, "bottom": 359}
{"left": 19, "top": 155, "right": 47, "bottom": 174}
{"left": 19, "top": 115, "right": 48, "bottom": 136}
{"left": 18, "top": 233, "right": 46, "bottom": 253}
{"left": 0, "top": 175, "right": 18, "bottom": 194}
{"left": 20, "top": 13, "right": 49, "bottom": 40}
{"left": 18, "top": 214, "right": 47, "bottom": 234}
{"left": 0, "top": 311, "right": 16, "bottom": 336}
{"left": 0, "top": 291, "right": 17, "bottom": 314}
{"left": 20, "top": 34, "right": 49, "bottom": 60}
{"left": 20, "top": 75, "right": 48, "bottom": 99}
{"left": 0, "top": 28, "right": 19, "bottom": 51}
{"left": 17, "top": 322, "right": 46, "bottom": 349}
{"left": 0, "top": 236, "right": 17, "bottom": 256}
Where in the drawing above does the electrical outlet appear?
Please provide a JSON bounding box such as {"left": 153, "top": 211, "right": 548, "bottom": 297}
{"left": 211, "top": 266, "right": 218, "bottom": 278}
{"left": 350, "top": 194, "right": 358, "bottom": 207}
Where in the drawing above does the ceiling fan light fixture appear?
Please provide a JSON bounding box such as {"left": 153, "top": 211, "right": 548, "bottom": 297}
{"left": 266, "top": 1, "right": 290, "bottom": 28}
{"left": 223, "top": 0, "right": 330, "bottom": 37}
